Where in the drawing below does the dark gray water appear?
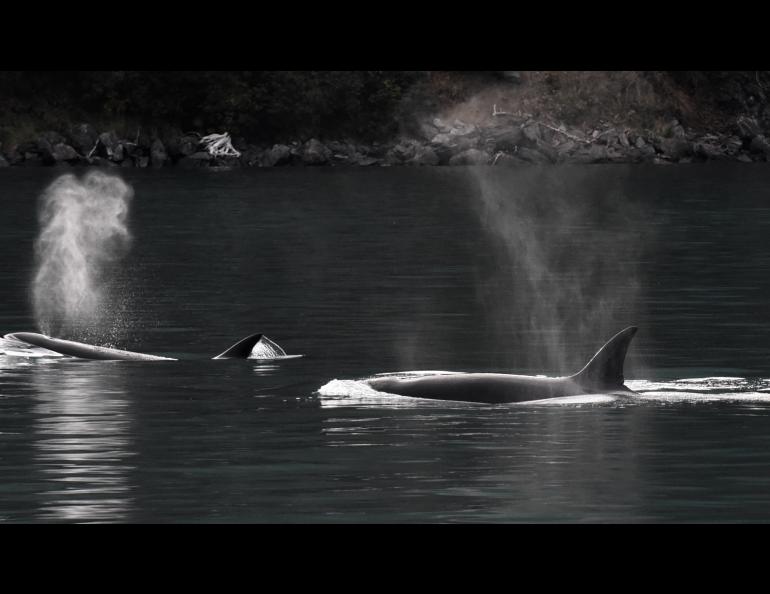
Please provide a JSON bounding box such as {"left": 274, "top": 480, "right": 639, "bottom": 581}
{"left": 2, "top": 164, "right": 770, "bottom": 523}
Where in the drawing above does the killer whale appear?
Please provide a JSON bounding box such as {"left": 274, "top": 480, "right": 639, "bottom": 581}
{"left": 3, "top": 331, "right": 299, "bottom": 361}
{"left": 366, "top": 326, "right": 638, "bottom": 404}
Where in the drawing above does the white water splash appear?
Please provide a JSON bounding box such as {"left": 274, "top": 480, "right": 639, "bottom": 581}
{"left": 627, "top": 377, "right": 770, "bottom": 403}
{"left": 32, "top": 172, "right": 133, "bottom": 342}
{"left": 318, "top": 378, "right": 456, "bottom": 408}
{"left": 0, "top": 335, "right": 62, "bottom": 358}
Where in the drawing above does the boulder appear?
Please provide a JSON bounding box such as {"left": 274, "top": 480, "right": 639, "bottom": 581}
{"left": 749, "top": 134, "right": 770, "bottom": 155}
{"left": 659, "top": 138, "right": 692, "bottom": 160}
{"left": 513, "top": 146, "right": 550, "bottom": 164}
{"left": 0, "top": 155, "right": 9, "bottom": 167}
{"left": 565, "top": 127, "right": 589, "bottom": 143}
{"left": 488, "top": 128, "right": 524, "bottom": 152}
{"left": 177, "top": 154, "right": 209, "bottom": 169}
{"left": 448, "top": 121, "right": 476, "bottom": 137}
{"left": 112, "top": 143, "right": 126, "bottom": 162}
{"left": 51, "top": 143, "right": 79, "bottom": 162}
{"left": 365, "top": 143, "right": 391, "bottom": 159}
{"left": 638, "top": 144, "right": 657, "bottom": 161}
{"left": 692, "top": 142, "right": 723, "bottom": 160}
{"left": 121, "top": 141, "right": 141, "bottom": 158}
{"left": 3, "top": 146, "right": 24, "bottom": 165}
{"left": 38, "top": 131, "right": 66, "bottom": 147}
{"left": 449, "top": 148, "right": 489, "bottom": 166}
{"left": 166, "top": 134, "right": 200, "bottom": 158}
{"left": 89, "top": 156, "right": 118, "bottom": 168}
{"left": 453, "top": 136, "right": 479, "bottom": 153}
{"left": 605, "top": 146, "right": 631, "bottom": 163}
{"left": 391, "top": 140, "right": 418, "bottom": 162}
{"left": 239, "top": 146, "right": 263, "bottom": 167}
{"left": 737, "top": 115, "right": 762, "bottom": 139}
{"left": 150, "top": 139, "right": 168, "bottom": 167}
{"left": 418, "top": 121, "right": 439, "bottom": 140}
{"left": 432, "top": 118, "right": 451, "bottom": 133}
{"left": 135, "top": 130, "right": 153, "bottom": 151}
{"left": 97, "top": 131, "right": 121, "bottom": 160}
{"left": 671, "top": 123, "right": 686, "bottom": 139}
{"left": 22, "top": 150, "right": 44, "bottom": 166}
{"left": 430, "top": 143, "right": 453, "bottom": 165}
{"left": 663, "top": 119, "right": 686, "bottom": 139}
{"left": 570, "top": 144, "right": 610, "bottom": 164}
{"left": 326, "top": 140, "right": 355, "bottom": 157}
{"left": 212, "top": 156, "right": 241, "bottom": 168}
{"left": 68, "top": 123, "right": 98, "bottom": 154}
{"left": 36, "top": 132, "right": 68, "bottom": 164}
{"left": 302, "top": 138, "right": 331, "bottom": 165}
{"left": 556, "top": 140, "right": 578, "bottom": 158}
{"left": 430, "top": 133, "right": 454, "bottom": 146}
{"left": 17, "top": 141, "right": 37, "bottom": 154}
{"left": 521, "top": 122, "right": 542, "bottom": 144}
{"left": 411, "top": 146, "right": 439, "bottom": 166}
{"left": 349, "top": 153, "right": 380, "bottom": 166}
{"left": 232, "top": 136, "right": 248, "bottom": 151}
{"left": 261, "top": 144, "right": 292, "bottom": 167}
{"left": 722, "top": 136, "right": 743, "bottom": 155}
{"left": 533, "top": 141, "right": 558, "bottom": 163}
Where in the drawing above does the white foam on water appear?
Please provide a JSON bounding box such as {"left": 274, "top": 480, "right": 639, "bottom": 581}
{"left": 517, "top": 394, "right": 619, "bottom": 406}
{"left": 317, "top": 379, "right": 452, "bottom": 408}
{"left": 627, "top": 377, "right": 770, "bottom": 404}
{"left": 0, "top": 335, "right": 63, "bottom": 358}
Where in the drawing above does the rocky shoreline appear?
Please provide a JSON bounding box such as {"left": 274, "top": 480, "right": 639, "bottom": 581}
{"left": 2, "top": 115, "right": 769, "bottom": 169}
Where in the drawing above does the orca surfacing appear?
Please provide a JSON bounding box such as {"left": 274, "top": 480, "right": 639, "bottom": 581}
{"left": 3, "top": 332, "right": 299, "bottom": 361}
{"left": 367, "top": 327, "right": 638, "bottom": 404}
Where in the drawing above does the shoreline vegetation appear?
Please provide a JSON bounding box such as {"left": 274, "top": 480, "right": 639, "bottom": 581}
{"left": 2, "top": 71, "right": 770, "bottom": 169}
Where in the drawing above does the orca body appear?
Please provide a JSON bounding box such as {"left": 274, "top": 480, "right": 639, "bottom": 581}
{"left": 366, "top": 327, "right": 638, "bottom": 404}
{"left": 3, "top": 332, "right": 297, "bottom": 361}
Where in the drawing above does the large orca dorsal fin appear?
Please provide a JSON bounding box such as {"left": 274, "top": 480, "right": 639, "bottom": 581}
{"left": 570, "top": 326, "right": 638, "bottom": 390}
{"left": 212, "top": 333, "right": 264, "bottom": 359}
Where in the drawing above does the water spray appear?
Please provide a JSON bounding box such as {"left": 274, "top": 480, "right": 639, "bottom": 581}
{"left": 31, "top": 171, "right": 134, "bottom": 342}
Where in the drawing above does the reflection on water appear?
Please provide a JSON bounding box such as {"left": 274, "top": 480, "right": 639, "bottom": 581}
{"left": 315, "top": 399, "right": 649, "bottom": 522}
{"left": 29, "top": 363, "right": 134, "bottom": 522}
{"left": 251, "top": 363, "right": 282, "bottom": 377}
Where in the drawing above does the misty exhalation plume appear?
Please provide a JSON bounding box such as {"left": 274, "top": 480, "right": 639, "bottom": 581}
{"left": 470, "top": 166, "right": 648, "bottom": 373}
{"left": 32, "top": 171, "right": 134, "bottom": 341}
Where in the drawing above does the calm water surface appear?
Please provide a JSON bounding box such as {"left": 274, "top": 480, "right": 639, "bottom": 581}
{"left": 2, "top": 164, "right": 770, "bottom": 523}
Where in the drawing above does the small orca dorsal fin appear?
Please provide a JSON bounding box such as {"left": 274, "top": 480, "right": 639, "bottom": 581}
{"left": 212, "top": 333, "right": 264, "bottom": 359}
{"left": 570, "top": 326, "right": 638, "bottom": 390}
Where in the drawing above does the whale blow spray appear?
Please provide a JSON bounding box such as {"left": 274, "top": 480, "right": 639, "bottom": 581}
{"left": 32, "top": 171, "right": 134, "bottom": 342}
{"left": 471, "top": 167, "right": 648, "bottom": 373}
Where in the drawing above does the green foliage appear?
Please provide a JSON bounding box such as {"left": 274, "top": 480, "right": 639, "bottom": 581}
{"left": 0, "top": 71, "right": 423, "bottom": 143}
